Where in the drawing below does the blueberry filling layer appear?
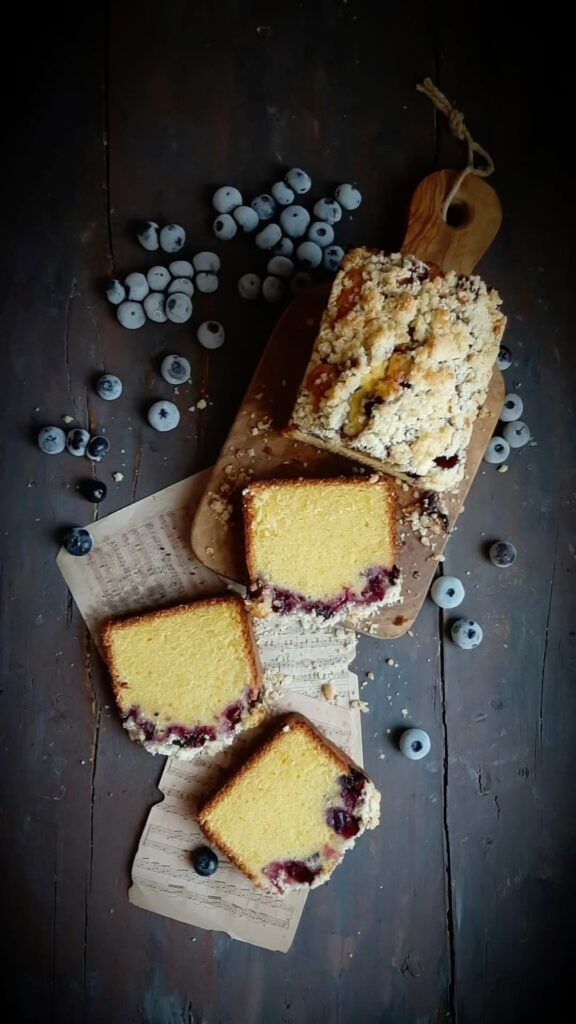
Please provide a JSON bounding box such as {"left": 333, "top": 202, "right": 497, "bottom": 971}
{"left": 326, "top": 807, "right": 360, "bottom": 840}
{"left": 262, "top": 564, "right": 400, "bottom": 618}
{"left": 264, "top": 859, "right": 322, "bottom": 892}
{"left": 434, "top": 453, "right": 460, "bottom": 470}
{"left": 122, "top": 694, "right": 254, "bottom": 750}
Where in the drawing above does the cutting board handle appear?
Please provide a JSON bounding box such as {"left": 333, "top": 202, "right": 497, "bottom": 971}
{"left": 401, "top": 169, "right": 502, "bottom": 275}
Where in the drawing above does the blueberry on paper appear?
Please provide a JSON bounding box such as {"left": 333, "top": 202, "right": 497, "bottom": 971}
{"left": 63, "top": 527, "right": 93, "bottom": 557}
{"left": 192, "top": 846, "right": 218, "bottom": 877}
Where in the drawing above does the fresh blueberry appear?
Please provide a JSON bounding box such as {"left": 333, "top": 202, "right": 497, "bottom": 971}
{"left": 489, "top": 541, "right": 517, "bottom": 568}
{"left": 296, "top": 240, "right": 322, "bottom": 269}
{"left": 80, "top": 479, "right": 107, "bottom": 503}
{"left": 124, "top": 272, "right": 149, "bottom": 302}
{"left": 96, "top": 374, "right": 123, "bottom": 401}
{"left": 430, "top": 575, "right": 465, "bottom": 609}
{"left": 267, "top": 255, "right": 294, "bottom": 279}
{"left": 146, "top": 266, "right": 171, "bottom": 292}
{"left": 279, "top": 205, "right": 310, "bottom": 238}
{"left": 290, "top": 272, "right": 312, "bottom": 294}
{"left": 272, "top": 236, "right": 294, "bottom": 256}
{"left": 166, "top": 293, "right": 193, "bottom": 323}
{"left": 307, "top": 221, "right": 334, "bottom": 248}
{"left": 335, "top": 183, "right": 362, "bottom": 210}
{"left": 66, "top": 428, "right": 90, "bottom": 457}
{"left": 168, "top": 260, "right": 194, "bottom": 278}
{"left": 271, "top": 181, "right": 295, "bottom": 206}
{"left": 500, "top": 393, "right": 523, "bottom": 422}
{"left": 86, "top": 435, "right": 110, "bottom": 462}
{"left": 38, "top": 426, "right": 66, "bottom": 455}
{"left": 167, "top": 277, "right": 194, "bottom": 297}
{"left": 117, "top": 301, "right": 146, "bottom": 329}
{"left": 255, "top": 223, "right": 282, "bottom": 250}
{"left": 451, "top": 618, "right": 483, "bottom": 650}
{"left": 285, "top": 168, "right": 312, "bottom": 194}
{"left": 148, "top": 400, "right": 180, "bottom": 432}
{"left": 323, "top": 245, "right": 345, "bottom": 272}
{"left": 262, "top": 276, "right": 285, "bottom": 302}
{"left": 212, "top": 186, "right": 242, "bottom": 213}
{"left": 251, "top": 194, "right": 276, "bottom": 221}
{"left": 497, "top": 345, "right": 512, "bottom": 370}
{"left": 160, "top": 354, "right": 191, "bottom": 385}
{"left": 197, "top": 321, "right": 225, "bottom": 350}
{"left": 483, "top": 436, "right": 510, "bottom": 464}
{"left": 137, "top": 221, "right": 160, "bottom": 251}
{"left": 192, "top": 845, "right": 218, "bottom": 877}
{"left": 399, "top": 728, "right": 431, "bottom": 760}
{"left": 63, "top": 527, "right": 93, "bottom": 557}
{"left": 159, "top": 224, "right": 186, "bottom": 253}
{"left": 193, "top": 252, "right": 220, "bottom": 274}
{"left": 105, "top": 279, "right": 126, "bottom": 305}
{"left": 233, "top": 205, "right": 260, "bottom": 233}
{"left": 502, "top": 420, "right": 530, "bottom": 449}
{"left": 213, "top": 213, "right": 237, "bottom": 240}
{"left": 143, "top": 292, "right": 167, "bottom": 323}
{"left": 313, "top": 198, "right": 342, "bottom": 225}
{"left": 195, "top": 272, "right": 219, "bottom": 294}
{"left": 238, "top": 273, "right": 261, "bottom": 300}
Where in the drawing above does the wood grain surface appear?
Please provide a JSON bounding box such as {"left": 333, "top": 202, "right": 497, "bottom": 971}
{"left": 1, "top": 3, "right": 574, "bottom": 1023}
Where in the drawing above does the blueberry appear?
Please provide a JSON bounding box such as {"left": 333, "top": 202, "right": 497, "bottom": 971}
{"left": 233, "top": 205, "right": 260, "bottom": 233}
{"left": 451, "top": 618, "right": 483, "bottom": 650}
{"left": 262, "top": 276, "right": 285, "bottom": 302}
{"left": 213, "top": 213, "right": 237, "bottom": 240}
{"left": 296, "top": 240, "right": 322, "bottom": 269}
{"left": 124, "top": 272, "right": 149, "bottom": 302}
{"left": 483, "top": 436, "right": 510, "bottom": 464}
{"left": 167, "top": 277, "right": 194, "bottom": 297}
{"left": 285, "top": 168, "right": 312, "bottom": 194}
{"left": 96, "top": 374, "right": 123, "bottom": 401}
{"left": 489, "top": 541, "right": 517, "bottom": 568}
{"left": 168, "top": 260, "right": 194, "bottom": 278}
{"left": 307, "top": 221, "right": 334, "bottom": 248}
{"left": 166, "top": 293, "right": 193, "bottom": 323}
{"left": 335, "top": 183, "right": 362, "bottom": 210}
{"left": 86, "top": 435, "right": 110, "bottom": 462}
{"left": 197, "top": 321, "right": 225, "bottom": 350}
{"left": 430, "top": 575, "right": 465, "bottom": 609}
{"left": 159, "top": 224, "right": 186, "bottom": 253}
{"left": 502, "top": 420, "right": 530, "bottom": 449}
{"left": 500, "top": 393, "right": 523, "bottom": 422}
{"left": 63, "top": 527, "right": 93, "bottom": 557}
{"left": 212, "top": 186, "right": 242, "bottom": 213}
{"left": 267, "top": 256, "right": 294, "bottom": 279}
{"left": 255, "top": 223, "right": 282, "bottom": 250}
{"left": 279, "top": 205, "right": 310, "bottom": 238}
{"left": 143, "top": 293, "right": 167, "bottom": 323}
{"left": 137, "top": 221, "right": 160, "bottom": 251}
{"left": 66, "top": 428, "right": 90, "bottom": 457}
{"left": 251, "top": 194, "right": 276, "bottom": 221}
{"left": 146, "top": 266, "right": 171, "bottom": 292}
{"left": 38, "top": 426, "right": 66, "bottom": 455}
{"left": 80, "top": 479, "right": 107, "bottom": 503}
{"left": 290, "top": 272, "right": 312, "bottom": 294}
{"left": 271, "top": 181, "right": 295, "bottom": 206}
{"left": 117, "top": 301, "right": 146, "bottom": 330}
{"left": 148, "top": 400, "right": 180, "bottom": 432}
{"left": 105, "top": 279, "right": 126, "bottom": 305}
{"left": 192, "top": 845, "right": 218, "bottom": 877}
{"left": 238, "top": 273, "right": 261, "bottom": 300}
{"left": 160, "top": 354, "right": 191, "bottom": 385}
{"left": 193, "top": 252, "right": 220, "bottom": 274}
{"left": 323, "top": 245, "right": 345, "bottom": 273}
{"left": 195, "top": 273, "right": 219, "bottom": 294}
{"left": 272, "top": 236, "right": 294, "bottom": 257}
{"left": 497, "top": 345, "right": 512, "bottom": 370}
{"left": 313, "top": 198, "right": 342, "bottom": 225}
{"left": 399, "top": 728, "right": 431, "bottom": 760}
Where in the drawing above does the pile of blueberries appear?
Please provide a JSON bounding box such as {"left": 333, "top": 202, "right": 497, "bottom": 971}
{"left": 484, "top": 345, "right": 531, "bottom": 464}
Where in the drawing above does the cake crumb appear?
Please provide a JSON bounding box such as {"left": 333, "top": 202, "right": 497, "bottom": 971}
{"left": 497, "top": 464, "right": 509, "bottom": 473}
{"left": 205, "top": 546, "right": 214, "bottom": 556}
{"left": 321, "top": 682, "right": 335, "bottom": 701}
{"left": 281, "top": 724, "right": 291, "bottom": 733}
{"left": 386, "top": 657, "right": 394, "bottom": 666}
{"left": 196, "top": 398, "right": 207, "bottom": 410}
{"left": 112, "top": 471, "right": 124, "bottom": 482}
{"left": 350, "top": 699, "right": 369, "bottom": 713}
{"left": 62, "top": 414, "right": 74, "bottom": 424}
{"left": 401, "top": 708, "right": 409, "bottom": 718}
{"left": 366, "top": 671, "right": 375, "bottom": 680}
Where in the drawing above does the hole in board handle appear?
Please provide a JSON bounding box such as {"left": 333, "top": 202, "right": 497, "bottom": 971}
{"left": 445, "top": 200, "right": 472, "bottom": 228}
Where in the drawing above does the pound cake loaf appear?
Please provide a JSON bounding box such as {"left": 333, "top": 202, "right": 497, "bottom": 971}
{"left": 198, "top": 713, "right": 380, "bottom": 893}
{"left": 242, "top": 476, "right": 401, "bottom": 619}
{"left": 102, "top": 596, "right": 263, "bottom": 758}
{"left": 288, "top": 248, "right": 506, "bottom": 492}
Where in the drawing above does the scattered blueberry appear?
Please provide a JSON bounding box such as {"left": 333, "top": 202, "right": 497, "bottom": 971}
{"left": 290, "top": 271, "right": 312, "bottom": 294}
{"left": 497, "top": 345, "right": 512, "bottom": 370}
{"left": 160, "top": 354, "right": 191, "bottom": 385}
{"left": 451, "top": 618, "right": 483, "bottom": 649}
{"left": 136, "top": 221, "right": 160, "bottom": 251}
{"left": 143, "top": 292, "right": 167, "bottom": 323}
{"left": 279, "top": 205, "right": 310, "bottom": 238}
{"left": 192, "top": 845, "right": 219, "bottom": 877}
{"left": 63, "top": 527, "right": 93, "bottom": 557}
{"left": 307, "top": 221, "right": 334, "bottom": 247}
{"left": 489, "top": 541, "right": 517, "bottom": 568}
{"left": 159, "top": 224, "right": 185, "bottom": 253}
{"left": 500, "top": 393, "right": 523, "bottom": 422}
{"left": 285, "top": 168, "right": 311, "bottom": 194}
{"left": 165, "top": 294, "right": 193, "bottom": 324}
{"left": 233, "top": 205, "right": 260, "bottom": 233}
{"left": 117, "top": 301, "right": 146, "bottom": 330}
{"left": 167, "top": 277, "right": 194, "bottom": 297}
{"left": 197, "top": 321, "right": 225, "bottom": 350}
{"left": 483, "top": 436, "right": 510, "bottom": 464}
{"left": 251, "top": 194, "right": 276, "bottom": 221}
{"left": 255, "top": 223, "right": 282, "bottom": 250}
{"left": 80, "top": 479, "right": 107, "bottom": 503}
{"left": 267, "top": 256, "right": 294, "bottom": 279}
{"left": 193, "top": 251, "right": 220, "bottom": 274}
{"left": 169, "top": 259, "right": 194, "bottom": 278}
{"left": 238, "top": 273, "right": 261, "bottom": 300}
{"left": 335, "top": 183, "right": 362, "bottom": 210}
{"left": 38, "top": 426, "right": 66, "bottom": 455}
{"left": 212, "top": 186, "right": 242, "bottom": 213}
{"left": 195, "top": 272, "right": 219, "bottom": 294}
{"left": 323, "top": 245, "right": 345, "bottom": 272}
{"left": 213, "top": 213, "right": 237, "bottom": 240}
{"left": 313, "top": 198, "right": 342, "bottom": 224}
{"left": 124, "top": 272, "right": 149, "bottom": 302}
{"left": 262, "top": 276, "right": 285, "bottom": 302}
{"left": 430, "top": 575, "right": 465, "bottom": 609}
{"left": 271, "top": 181, "right": 295, "bottom": 206}
{"left": 502, "top": 420, "right": 530, "bottom": 449}
{"left": 86, "top": 435, "right": 110, "bottom": 462}
{"left": 66, "top": 428, "right": 90, "bottom": 457}
{"left": 296, "top": 240, "right": 323, "bottom": 269}
{"left": 105, "top": 279, "right": 126, "bottom": 305}
{"left": 272, "top": 236, "right": 294, "bottom": 256}
{"left": 399, "top": 728, "right": 431, "bottom": 761}
{"left": 148, "top": 400, "right": 180, "bottom": 432}
{"left": 146, "top": 266, "right": 171, "bottom": 292}
{"left": 96, "top": 374, "right": 123, "bottom": 401}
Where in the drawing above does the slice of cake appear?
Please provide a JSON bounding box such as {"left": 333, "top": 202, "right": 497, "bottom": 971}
{"left": 102, "top": 596, "right": 263, "bottom": 758}
{"left": 288, "top": 247, "right": 506, "bottom": 492}
{"left": 242, "top": 476, "right": 401, "bottom": 619}
{"left": 197, "top": 714, "right": 380, "bottom": 893}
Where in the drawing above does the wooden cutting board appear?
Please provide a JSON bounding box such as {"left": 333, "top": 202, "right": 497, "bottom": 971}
{"left": 191, "top": 170, "right": 504, "bottom": 639}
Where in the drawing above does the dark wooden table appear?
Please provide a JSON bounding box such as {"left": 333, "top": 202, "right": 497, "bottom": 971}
{"left": 1, "top": 4, "right": 574, "bottom": 1022}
